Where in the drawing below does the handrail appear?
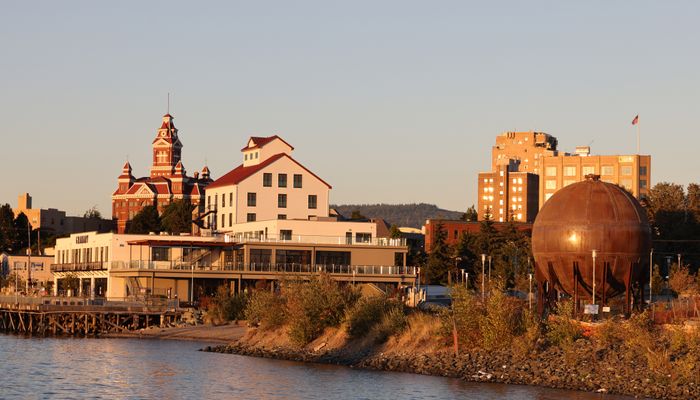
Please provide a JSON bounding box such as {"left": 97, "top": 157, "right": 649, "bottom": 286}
{"left": 110, "top": 262, "right": 417, "bottom": 276}
{"left": 50, "top": 262, "right": 107, "bottom": 272}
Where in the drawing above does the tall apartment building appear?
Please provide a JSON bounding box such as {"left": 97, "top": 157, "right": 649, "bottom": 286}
{"left": 477, "top": 131, "right": 558, "bottom": 222}
{"left": 539, "top": 150, "right": 651, "bottom": 206}
{"left": 477, "top": 166, "right": 539, "bottom": 222}
{"left": 14, "top": 193, "right": 114, "bottom": 235}
{"left": 491, "top": 131, "right": 559, "bottom": 174}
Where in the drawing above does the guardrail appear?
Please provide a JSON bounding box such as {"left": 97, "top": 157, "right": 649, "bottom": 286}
{"left": 229, "top": 235, "right": 407, "bottom": 247}
{"left": 0, "top": 295, "right": 179, "bottom": 309}
{"left": 50, "top": 262, "right": 107, "bottom": 272}
{"left": 111, "top": 262, "right": 417, "bottom": 276}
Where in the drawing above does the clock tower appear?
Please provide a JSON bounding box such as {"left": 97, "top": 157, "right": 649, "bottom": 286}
{"left": 150, "top": 114, "right": 183, "bottom": 178}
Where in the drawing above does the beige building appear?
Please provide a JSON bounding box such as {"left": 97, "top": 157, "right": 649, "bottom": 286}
{"left": 51, "top": 231, "right": 411, "bottom": 302}
{"left": 14, "top": 193, "right": 114, "bottom": 235}
{"left": 539, "top": 151, "right": 651, "bottom": 206}
{"left": 491, "top": 131, "right": 559, "bottom": 174}
{"left": 477, "top": 166, "right": 539, "bottom": 222}
{"left": 1, "top": 251, "right": 55, "bottom": 292}
{"left": 205, "top": 136, "right": 331, "bottom": 230}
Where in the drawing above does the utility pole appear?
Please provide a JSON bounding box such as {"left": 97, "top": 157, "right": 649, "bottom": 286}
{"left": 26, "top": 224, "right": 31, "bottom": 294}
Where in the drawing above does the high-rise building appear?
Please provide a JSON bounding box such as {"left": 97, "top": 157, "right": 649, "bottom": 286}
{"left": 491, "top": 131, "right": 559, "bottom": 174}
{"left": 111, "top": 114, "right": 212, "bottom": 233}
{"left": 539, "top": 152, "right": 651, "bottom": 206}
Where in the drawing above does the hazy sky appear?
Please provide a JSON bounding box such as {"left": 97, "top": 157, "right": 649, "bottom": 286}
{"left": 1, "top": 1, "right": 699, "bottom": 216}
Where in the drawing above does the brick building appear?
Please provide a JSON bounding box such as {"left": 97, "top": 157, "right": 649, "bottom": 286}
{"left": 111, "top": 114, "right": 212, "bottom": 233}
{"left": 423, "top": 219, "right": 532, "bottom": 253}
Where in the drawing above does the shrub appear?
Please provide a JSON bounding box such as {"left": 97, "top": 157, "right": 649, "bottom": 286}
{"left": 447, "top": 285, "right": 484, "bottom": 348}
{"left": 284, "top": 274, "right": 359, "bottom": 346}
{"left": 545, "top": 299, "right": 583, "bottom": 347}
{"left": 346, "top": 296, "right": 407, "bottom": 342}
{"left": 480, "top": 283, "right": 523, "bottom": 351}
{"left": 207, "top": 285, "right": 248, "bottom": 324}
{"left": 244, "top": 290, "right": 286, "bottom": 330}
{"left": 372, "top": 306, "right": 408, "bottom": 343}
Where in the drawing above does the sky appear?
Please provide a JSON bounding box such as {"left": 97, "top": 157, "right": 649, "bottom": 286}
{"left": 1, "top": 1, "right": 699, "bottom": 216}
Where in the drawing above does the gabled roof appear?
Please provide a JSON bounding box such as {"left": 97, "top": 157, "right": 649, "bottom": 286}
{"left": 240, "top": 135, "right": 294, "bottom": 152}
{"left": 207, "top": 153, "right": 332, "bottom": 190}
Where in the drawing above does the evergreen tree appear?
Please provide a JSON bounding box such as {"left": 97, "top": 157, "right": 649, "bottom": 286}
{"left": 425, "top": 222, "right": 452, "bottom": 285}
{"left": 389, "top": 225, "right": 402, "bottom": 238}
{"left": 127, "top": 206, "right": 161, "bottom": 234}
{"left": 461, "top": 205, "right": 478, "bottom": 222}
{"left": 0, "top": 204, "right": 15, "bottom": 252}
{"left": 161, "top": 200, "right": 195, "bottom": 234}
{"left": 13, "top": 212, "right": 30, "bottom": 252}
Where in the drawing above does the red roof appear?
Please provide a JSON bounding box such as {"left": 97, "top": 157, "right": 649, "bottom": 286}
{"left": 240, "top": 135, "right": 294, "bottom": 152}
{"left": 207, "top": 153, "right": 332, "bottom": 190}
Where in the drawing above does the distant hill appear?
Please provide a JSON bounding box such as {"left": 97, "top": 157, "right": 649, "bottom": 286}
{"left": 331, "top": 203, "right": 464, "bottom": 229}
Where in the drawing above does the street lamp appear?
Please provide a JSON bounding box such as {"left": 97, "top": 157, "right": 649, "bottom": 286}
{"left": 649, "top": 248, "right": 653, "bottom": 305}
{"left": 528, "top": 273, "right": 533, "bottom": 310}
{"left": 592, "top": 249, "right": 597, "bottom": 305}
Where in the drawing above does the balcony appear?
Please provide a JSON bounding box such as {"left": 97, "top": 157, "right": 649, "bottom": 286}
{"left": 224, "top": 234, "right": 407, "bottom": 247}
{"left": 50, "top": 262, "right": 108, "bottom": 273}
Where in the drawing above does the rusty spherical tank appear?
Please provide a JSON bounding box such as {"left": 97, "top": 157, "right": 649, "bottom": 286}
{"left": 532, "top": 175, "right": 651, "bottom": 302}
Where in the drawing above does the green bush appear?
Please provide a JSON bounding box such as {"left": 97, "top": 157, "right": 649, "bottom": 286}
{"left": 244, "top": 290, "right": 286, "bottom": 330}
{"left": 545, "top": 299, "right": 583, "bottom": 347}
{"left": 346, "top": 296, "right": 407, "bottom": 342}
{"left": 207, "top": 286, "right": 248, "bottom": 323}
{"left": 446, "top": 285, "right": 484, "bottom": 347}
{"left": 480, "top": 284, "right": 522, "bottom": 351}
{"left": 284, "top": 274, "right": 359, "bottom": 347}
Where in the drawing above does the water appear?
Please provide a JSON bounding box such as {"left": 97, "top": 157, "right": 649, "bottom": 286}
{"left": 0, "top": 335, "right": 633, "bottom": 400}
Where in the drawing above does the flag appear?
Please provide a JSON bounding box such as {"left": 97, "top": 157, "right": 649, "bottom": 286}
{"left": 631, "top": 115, "right": 639, "bottom": 125}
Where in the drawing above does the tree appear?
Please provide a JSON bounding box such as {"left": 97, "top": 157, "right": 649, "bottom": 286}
{"left": 0, "top": 204, "right": 15, "bottom": 253}
{"left": 390, "top": 225, "right": 402, "bottom": 238}
{"left": 83, "top": 206, "right": 102, "bottom": 219}
{"left": 127, "top": 206, "right": 161, "bottom": 234}
{"left": 425, "top": 222, "right": 452, "bottom": 285}
{"left": 13, "top": 212, "right": 30, "bottom": 252}
{"left": 462, "top": 205, "right": 478, "bottom": 222}
{"left": 161, "top": 200, "right": 195, "bottom": 234}
{"left": 350, "top": 210, "right": 366, "bottom": 220}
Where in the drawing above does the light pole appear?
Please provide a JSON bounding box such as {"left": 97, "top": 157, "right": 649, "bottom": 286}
{"left": 481, "top": 254, "right": 486, "bottom": 300}
{"left": 465, "top": 272, "right": 469, "bottom": 290}
{"left": 678, "top": 253, "right": 682, "bottom": 270}
{"left": 592, "top": 249, "right": 597, "bottom": 305}
{"left": 528, "top": 273, "right": 533, "bottom": 310}
{"left": 649, "top": 248, "right": 653, "bottom": 305}
{"left": 26, "top": 223, "right": 32, "bottom": 294}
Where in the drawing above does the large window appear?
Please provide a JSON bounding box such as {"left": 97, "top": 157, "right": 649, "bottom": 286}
{"left": 545, "top": 166, "right": 557, "bottom": 177}
{"left": 277, "top": 214, "right": 287, "bottom": 220}
{"left": 582, "top": 165, "right": 595, "bottom": 176}
{"left": 278, "top": 194, "right": 287, "bottom": 208}
{"left": 621, "top": 165, "right": 633, "bottom": 176}
{"left": 263, "top": 173, "right": 272, "bottom": 187}
{"left": 247, "top": 192, "right": 257, "bottom": 207}
{"left": 601, "top": 165, "right": 614, "bottom": 176}
{"left": 563, "top": 166, "right": 576, "bottom": 177}
{"left": 545, "top": 180, "right": 556, "bottom": 190}
{"left": 222, "top": 193, "right": 226, "bottom": 208}
{"left": 308, "top": 195, "right": 317, "bottom": 209}
{"left": 315, "top": 251, "right": 350, "bottom": 266}
{"left": 639, "top": 166, "right": 648, "bottom": 176}
{"left": 355, "top": 233, "right": 372, "bottom": 243}
{"left": 278, "top": 173, "right": 287, "bottom": 188}
{"left": 293, "top": 174, "right": 303, "bottom": 188}
{"left": 640, "top": 179, "right": 647, "bottom": 189}
{"left": 275, "top": 249, "right": 311, "bottom": 266}
{"left": 250, "top": 249, "right": 272, "bottom": 265}
{"left": 152, "top": 247, "right": 170, "bottom": 261}
{"left": 246, "top": 213, "right": 256, "bottom": 222}
{"left": 280, "top": 229, "right": 292, "bottom": 240}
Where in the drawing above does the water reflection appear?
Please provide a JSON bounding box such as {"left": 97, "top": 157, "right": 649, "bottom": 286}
{"left": 0, "top": 335, "right": 634, "bottom": 400}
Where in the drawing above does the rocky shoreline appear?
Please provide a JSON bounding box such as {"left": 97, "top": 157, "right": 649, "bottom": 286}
{"left": 202, "top": 340, "right": 697, "bottom": 399}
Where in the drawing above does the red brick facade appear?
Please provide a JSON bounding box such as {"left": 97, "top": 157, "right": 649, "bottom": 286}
{"left": 423, "top": 219, "right": 532, "bottom": 253}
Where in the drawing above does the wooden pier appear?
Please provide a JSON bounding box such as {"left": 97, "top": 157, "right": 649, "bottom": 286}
{"left": 0, "top": 296, "right": 181, "bottom": 337}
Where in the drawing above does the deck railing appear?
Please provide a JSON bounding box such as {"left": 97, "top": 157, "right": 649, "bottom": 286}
{"left": 50, "top": 262, "right": 107, "bottom": 273}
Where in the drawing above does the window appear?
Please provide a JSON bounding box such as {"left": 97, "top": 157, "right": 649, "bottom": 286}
{"left": 246, "top": 213, "right": 256, "bottom": 222}
{"left": 229, "top": 213, "right": 232, "bottom": 226}
{"left": 640, "top": 179, "right": 647, "bottom": 189}
{"left": 229, "top": 193, "right": 233, "bottom": 205}
{"left": 263, "top": 173, "right": 272, "bottom": 187}
{"left": 245, "top": 154, "right": 248, "bottom": 161}
{"left": 275, "top": 249, "right": 311, "bottom": 266}
{"left": 293, "top": 174, "right": 302, "bottom": 188}
{"left": 639, "top": 166, "right": 648, "bottom": 176}
{"left": 207, "top": 196, "right": 211, "bottom": 208}
{"left": 221, "top": 214, "right": 225, "bottom": 228}
{"left": 582, "top": 166, "right": 595, "bottom": 176}
{"left": 277, "top": 214, "right": 287, "bottom": 220}
{"left": 308, "top": 195, "right": 317, "bottom": 209}
{"left": 280, "top": 229, "right": 292, "bottom": 240}
{"left": 545, "top": 166, "right": 557, "bottom": 176}
{"left": 247, "top": 192, "right": 257, "bottom": 207}
{"left": 255, "top": 152, "right": 259, "bottom": 159}
{"left": 601, "top": 165, "right": 614, "bottom": 175}
{"left": 564, "top": 166, "right": 576, "bottom": 176}
{"left": 315, "top": 251, "right": 350, "bottom": 266}
{"left": 222, "top": 193, "right": 226, "bottom": 208}
{"left": 249, "top": 249, "right": 272, "bottom": 265}
{"left": 278, "top": 194, "right": 287, "bottom": 208}
{"left": 621, "top": 165, "right": 633, "bottom": 176}
{"left": 152, "top": 248, "right": 170, "bottom": 261}
{"left": 545, "top": 193, "right": 553, "bottom": 201}
{"left": 621, "top": 179, "right": 632, "bottom": 190}
{"left": 278, "top": 173, "right": 287, "bottom": 188}
{"left": 355, "top": 233, "right": 372, "bottom": 243}
{"left": 545, "top": 180, "right": 556, "bottom": 190}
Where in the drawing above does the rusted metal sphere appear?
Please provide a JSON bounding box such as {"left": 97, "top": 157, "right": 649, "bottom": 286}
{"left": 532, "top": 175, "right": 651, "bottom": 302}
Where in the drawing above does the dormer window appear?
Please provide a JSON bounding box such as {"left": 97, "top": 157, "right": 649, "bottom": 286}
{"left": 255, "top": 152, "right": 259, "bottom": 159}
{"left": 245, "top": 154, "right": 248, "bottom": 161}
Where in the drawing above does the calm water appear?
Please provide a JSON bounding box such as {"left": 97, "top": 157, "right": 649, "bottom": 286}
{"left": 0, "top": 335, "right": 634, "bottom": 400}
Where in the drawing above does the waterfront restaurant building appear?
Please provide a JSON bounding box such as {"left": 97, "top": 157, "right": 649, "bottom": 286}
{"left": 51, "top": 231, "right": 411, "bottom": 302}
